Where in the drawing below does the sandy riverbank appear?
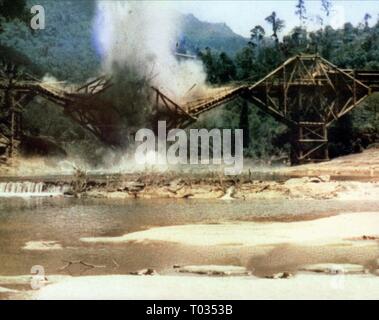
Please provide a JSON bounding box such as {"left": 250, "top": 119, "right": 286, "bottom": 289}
{"left": 1, "top": 149, "right": 379, "bottom": 300}
{"left": 80, "top": 212, "right": 379, "bottom": 248}
{"left": 0, "top": 209, "right": 377, "bottom": 300}
{"left": 32, "top": 273, "right": 379, "bottom": 300}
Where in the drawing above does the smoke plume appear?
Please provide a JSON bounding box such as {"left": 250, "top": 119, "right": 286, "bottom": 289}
{"left": 93, "top": 0, "right": 207, "bottom": 100}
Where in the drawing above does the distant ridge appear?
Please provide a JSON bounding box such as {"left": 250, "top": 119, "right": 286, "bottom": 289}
{"left": 178, "top": 13, "right": 248, "bottom": 57}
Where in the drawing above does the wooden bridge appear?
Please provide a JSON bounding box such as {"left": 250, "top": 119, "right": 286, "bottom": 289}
{"left": 153, "top": 54, "right": 379, "bottom": 164}
{"left": 0, "top": 63, "right": 112, "bottom": 160}
{"left": 1, "top": 54, "right": 379, "bottom": 165}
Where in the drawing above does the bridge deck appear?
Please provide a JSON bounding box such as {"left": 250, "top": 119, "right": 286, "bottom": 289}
{"left": 346, "top": 70, "right": 379, "bottom": 92}
{"left": 182, "top": 69, "right": 379, "bottom": 119}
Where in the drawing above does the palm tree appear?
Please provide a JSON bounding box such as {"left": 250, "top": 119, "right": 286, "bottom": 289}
{"left": 364, "top": 13, "right": 372, "bottom": 30}
{"left": 295, "top": 0, "right": 307, "bottom": 25}
{"left": 265, "top": 12, "right": 285, "bottom": 45}
{"left": 321, "top": 0, "right": 332, "bottom": 17}
{"left": 249, "top": 25, "right": 265, "bottom": 47}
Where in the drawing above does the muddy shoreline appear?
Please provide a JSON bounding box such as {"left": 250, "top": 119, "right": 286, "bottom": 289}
{"left": 1, "top": 172, "right": 379, "bottom": 202}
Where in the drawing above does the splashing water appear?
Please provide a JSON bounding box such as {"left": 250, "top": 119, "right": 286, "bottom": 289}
{"left": 0, "top": 182, "right": 69, "bottom": 197}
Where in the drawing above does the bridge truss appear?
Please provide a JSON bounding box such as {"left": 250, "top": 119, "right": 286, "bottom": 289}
{"left": 0, "top": 63, "right": 112, "bottom": 161}
{"left": 1, "top": 54, "right": 378, "bottom": 166}
{"left": 153, "top": 54, "right": 379, "bottom": 164}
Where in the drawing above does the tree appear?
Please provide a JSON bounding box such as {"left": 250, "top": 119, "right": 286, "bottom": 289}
{"left": 235, "top": 47, "right": 255, "bottom": 80}
{"left": 321, "top": 0, "right": 332, "bottom": 17}
{"left": 216, "top": 52, "right": 236, "bottom": 83}
{"left": 283, "top": 27, "right": 308, "bottom": 56}
{"left": 364, "top": 13, "right": 372, "bottom": 30}
{"left": 265, "top": 12, "right": 285, "bottom": 45}
{"left": 199, "top": 47, "right": 218, "bottom": 84}
{"left": 0, "top": 0, "right": 28, "bottom": 31}
{"left": 343, "top": 22, "right": 355, "bottom": 44}
{"left": 295, "top": 0, "right": 307, "bottom": 25}
{"left": 249, "top": 25, "right": 265, "bottom": 47}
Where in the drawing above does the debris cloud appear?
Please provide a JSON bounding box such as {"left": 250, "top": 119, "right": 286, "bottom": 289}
{"left": 94, "top": 1, "right": 207, "bottom": 100}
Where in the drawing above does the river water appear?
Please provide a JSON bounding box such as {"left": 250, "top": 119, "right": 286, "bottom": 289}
{"left": 1, "top": 197, "right": 379, "bottom": 281}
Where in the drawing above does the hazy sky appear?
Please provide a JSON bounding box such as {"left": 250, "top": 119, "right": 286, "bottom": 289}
{"left": 167, "top": 0, "right": 379, "bottom": 37}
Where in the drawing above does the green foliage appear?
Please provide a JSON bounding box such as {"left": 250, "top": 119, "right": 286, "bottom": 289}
{"left": 321, "top": 0, "right": 332, "bottom": 17}
{"left": 295, "top": 0, "right": 307, "bottom": 25}
{"left": 0, "top": 0, "right": 103, "bottom": 160}
{"left": 0, "top": 0, "right": 99, "bottom": 82}
{"left": 265, "top": 11, "right": 285, "bottom": 45}
{"left": 199, "top": 49, "right": 236, "bottom": 84}
{"left": 249, "top": 25, "right": 265, "bottom": 47}
{"left": 198, "top": 8, "right": 379, "bottom": 160}
{"left": 0, "top": 0, "right": 29, "bottom": 31}
{"left": 235, "top": 47, "right": 255, "bottom": 80}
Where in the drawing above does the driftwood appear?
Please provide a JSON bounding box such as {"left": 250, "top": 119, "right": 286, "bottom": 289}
{"left": 58, "top": 259, "right": 106, "bottom": 273}
{"left": 112, "top": 259, "right": 120, "bottom": 269}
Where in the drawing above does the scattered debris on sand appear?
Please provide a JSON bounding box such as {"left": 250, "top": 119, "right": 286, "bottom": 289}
{"left": 220, "top": 186, "right": 236, "bottom": 200}
{"left": 265, "top": 272, "right": 293, "bottom": 279}
{"left": 299, "top": 264, "right": 367, "bottom": 275}
{"left": 175, "top": 265, "right": 251, "bottom": 276}
{"left": 129, "top": 268, "right": 158, "bottom": 276}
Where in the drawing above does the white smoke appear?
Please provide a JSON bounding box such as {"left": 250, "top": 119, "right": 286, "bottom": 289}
{"left": 94, "top": 0, "right": 207, "bottom": 100}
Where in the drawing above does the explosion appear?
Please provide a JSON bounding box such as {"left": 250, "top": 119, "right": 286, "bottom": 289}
{"left": 93, "top": 0, "right": 207, "bottom": 101}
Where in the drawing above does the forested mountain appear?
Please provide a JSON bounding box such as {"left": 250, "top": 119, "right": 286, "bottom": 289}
{"left": 0, "top": 1, "right": 247, "bottom": 82}
{"left": 179, "top": 13, "right": 248, "bottom": 57}
{"left": 0, "top": 0, "right": 99, "bottom": 82}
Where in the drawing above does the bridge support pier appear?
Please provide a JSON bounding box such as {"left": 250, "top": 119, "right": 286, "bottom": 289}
{"left": 0, "top": 86, "right": 25, "bottom": 161}
{"left": 1, "top": 92, "right": 14, "bottom": 160}
{"left": 291, "top": 122, "right": 329, "bottom": 165}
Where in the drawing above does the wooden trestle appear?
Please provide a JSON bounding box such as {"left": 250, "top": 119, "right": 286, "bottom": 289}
{"left": 0, "top": 62, "right": 112, "bottom": 161}
{"left": 153, "top": 54, "right": 379, "bottom": 164}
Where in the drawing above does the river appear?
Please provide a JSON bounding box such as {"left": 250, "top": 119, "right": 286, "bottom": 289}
{"left": 1, "top": 196, "right": 379, "bottom": 283}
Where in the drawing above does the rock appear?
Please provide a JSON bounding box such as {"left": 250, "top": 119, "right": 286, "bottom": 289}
{"left": 300, "top": 263, "right": 366, "bottom": 274}
{"left": 362, "top": 235, "right": 379, "bottom": 240}
{"left": 319, "top": 175, "right": 331, "bottom": 182}
{"left": 130, "top": 268, "right": 157, "bottom": 276}
{"left": 176, "top": 265, "right": 251, "bottom": 276}
{"left": 168, "top": 179, "right": 184, "bottom": 193}
{"left": 284, "top": 177, "right": 308, "bottom": 185}
{"left": 285, "top": 176, "right": 326, "bottom": 185}
{"left": 63, "top": 190, "right": 75, "bottom": 197}
{"left": 347, "top": 235, "right": 379, "bottom": 241}
{"left": 265, "top": 272, "right": 292, "bottom": 279}
{"left": 220, "top": 186, "right": 236, "bottom": 200}
{"left": 119, "top": 181, "right": 145, "bottom": 192}
{"left": 309, "top": 177, "right": 322, "bottom": 183}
